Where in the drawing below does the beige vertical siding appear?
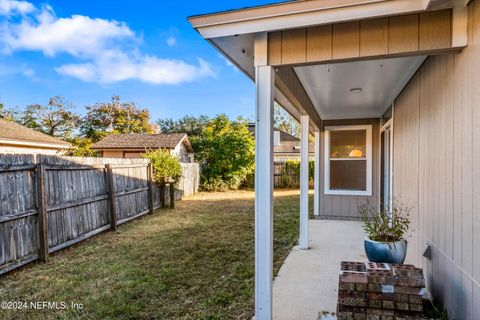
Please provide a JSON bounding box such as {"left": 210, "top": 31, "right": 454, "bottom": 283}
{"left": 319, "top": 118, "right": 380, "bottom": 219}
{"left": 267, "top": 9, "right": 453, "bottom": 66}
{"left": 393, "top": 2, "right": 479, "bottom": 318}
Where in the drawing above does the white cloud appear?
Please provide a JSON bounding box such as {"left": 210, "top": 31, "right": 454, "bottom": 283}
{"left": 21, "top": 65, "right": 35, "bottom": 78}
{"left": 2, "top": 5, "right": 135, "bottom": 57}
{"left": 166, "top": 36, "right": 177, "bottom": 47}
{"left": 55, "top": 63, "right": 96, "bottom": 82}
{"left": 0, "top": 1, "right": 215, "bottom": 85}
{"left": 56, "top": 50, "right": 215, "bottom": 85}
{"left": 0, "top": 0, "right": 34, "bottom": 16}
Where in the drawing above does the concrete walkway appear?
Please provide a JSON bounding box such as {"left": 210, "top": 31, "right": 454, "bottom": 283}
{"left": 272, "top": 220, "right": 366, "bottom": 320}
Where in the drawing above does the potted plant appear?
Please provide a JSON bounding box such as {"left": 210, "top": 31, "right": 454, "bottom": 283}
{"left": 359, "top": 200, "right": 411, "bottom": 264}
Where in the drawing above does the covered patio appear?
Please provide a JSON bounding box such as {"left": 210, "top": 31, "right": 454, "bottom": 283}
{"left": 273, "top": 220, "right": 365, "bottom": 320}
{"left": 190, "top": 0, "right": 479, "bottom": 319}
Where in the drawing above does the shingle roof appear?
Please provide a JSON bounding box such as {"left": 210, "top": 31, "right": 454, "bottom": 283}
{"left": 91, "top": 133, "right": 192, "bottom": 151}
{"left": 0, "top": 118, "right": 71, "bottom": 147}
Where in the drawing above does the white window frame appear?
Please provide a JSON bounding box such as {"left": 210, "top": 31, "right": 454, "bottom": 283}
{"left": 324, "top": 124, "right": 373, "bottom": 196}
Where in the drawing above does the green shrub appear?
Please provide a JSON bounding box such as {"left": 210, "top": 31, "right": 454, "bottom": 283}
{"left": 192, "top": 115, "right": 255, "bottom": 191}
{"left": 143, "top": 149, "right": 182, "bottom": 185}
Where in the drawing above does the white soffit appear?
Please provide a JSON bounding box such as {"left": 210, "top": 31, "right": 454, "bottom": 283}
{"left": 295, "top": 56, "right": 426, "bottom": 120}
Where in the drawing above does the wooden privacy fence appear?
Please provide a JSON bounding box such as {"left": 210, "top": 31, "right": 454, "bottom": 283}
{"left": 273, "top": 161, "right": 314, "bottom": 189}
{"left": 0, "top": 155, "right": 198, "bottom": 276}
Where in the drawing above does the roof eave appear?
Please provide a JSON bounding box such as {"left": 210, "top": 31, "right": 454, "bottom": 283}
{"left": 189, "top": 0, "right": 439, "bottom": 38}
{"left": 0, "top": 138, "right": 71, "bottom": 149}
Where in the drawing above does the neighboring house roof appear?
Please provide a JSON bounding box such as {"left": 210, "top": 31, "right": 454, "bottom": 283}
{"left": 91, "top": 133, "right": 193, "bottom": 152}
{"left": 0, "top": 118, "right": 71, "bottom": 149}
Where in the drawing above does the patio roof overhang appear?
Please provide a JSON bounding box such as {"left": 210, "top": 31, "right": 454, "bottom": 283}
{"left": 189, "top": 1, "right": 471, "bottom": 319}
{"left": 189, "top": 0, "right": 468, "bottom": 127}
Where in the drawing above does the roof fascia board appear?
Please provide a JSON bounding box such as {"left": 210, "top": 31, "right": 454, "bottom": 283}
{"left": 193, "top": 0, "right": 430, "bottom": 38}
{"left": 90, "top": 147, "right": 174, "bottom": 150}
{"left": 189, "top": 0, "right": 387, "bottom": 27}
{"left": 0, "top": 139, "right": 70, "bottom": 149}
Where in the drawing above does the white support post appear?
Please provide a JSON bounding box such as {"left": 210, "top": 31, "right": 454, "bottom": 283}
{"left": 254, "top": 32, "right": 274, "bottom": 320}
{"left": 299, "top": 115, "right": 310, "bottom": 250}
{"left": 313, "top": 130, "right": 320, "bottom": 216}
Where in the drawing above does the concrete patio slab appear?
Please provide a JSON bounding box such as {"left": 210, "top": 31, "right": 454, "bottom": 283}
{"left": 272, "top": 219, "right": 366, "bottom": 320}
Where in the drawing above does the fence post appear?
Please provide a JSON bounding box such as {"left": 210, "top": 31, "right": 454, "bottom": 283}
{"left": 36, "top": 163, "right": 49, "bottom": 262}
{"left": 169, "top": 183, "right": 175, "bottom": 209}
{"left": 147, "top": 163, "right": 154, "bottom": 215}
{"left": 105, "top": 164, "right": 117, "bottom": 230}
{"left": 160, "top": 183, "right": 166, "bottom": 207}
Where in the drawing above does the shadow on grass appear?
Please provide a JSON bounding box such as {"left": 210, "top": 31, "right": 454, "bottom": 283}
{"left": 0, "top": 190, "right": 310, "bottom": 320}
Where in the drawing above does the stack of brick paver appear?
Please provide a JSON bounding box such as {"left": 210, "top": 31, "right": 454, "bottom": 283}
{"left": 337, "top": 261, "right": 427, "bottom": 320}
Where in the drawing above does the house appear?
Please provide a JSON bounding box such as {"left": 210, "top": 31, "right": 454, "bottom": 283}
{"left": 91, "top": 133, "right": 194, "bottom": 162}
{"left": 190, "top": 0, "right": 479, "bottom": 319}
{"left": 248, "top": 123, "right": 314, "bottom": 161}
{"left": 0, "top": 118, "right": 71, "bottom": 154}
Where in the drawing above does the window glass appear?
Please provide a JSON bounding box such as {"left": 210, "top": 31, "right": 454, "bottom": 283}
{"left": 330, "top": 160, "right": 367, "bottom": 191}
{"left": 330, "top": 130, "right": 366, "bottom": 158}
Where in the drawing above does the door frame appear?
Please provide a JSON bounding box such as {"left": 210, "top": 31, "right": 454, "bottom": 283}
{"left": 380, "top": 117, "right": 394, "bottom": 212}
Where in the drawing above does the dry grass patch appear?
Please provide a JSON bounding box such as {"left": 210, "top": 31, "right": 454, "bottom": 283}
{"left": 0, "top": 190, "right": 309, "bottom": 320}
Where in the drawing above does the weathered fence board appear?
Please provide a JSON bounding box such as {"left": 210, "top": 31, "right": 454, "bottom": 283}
{"left": 0, "top": 155, "right": 199, "bottom": 276}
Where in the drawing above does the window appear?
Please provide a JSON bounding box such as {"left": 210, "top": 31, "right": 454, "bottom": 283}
{"left": 324, "top": 125, "right": 372, "bottom": 196}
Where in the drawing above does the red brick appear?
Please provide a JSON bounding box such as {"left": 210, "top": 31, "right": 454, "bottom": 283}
{"left": 396, "top": 277, "right": 425, "bottom": 287}
{"left": 382, "top": 300, "right": 395, "bottom": 309}
{"left": 356, "top": 283, "right": 368, "bottom": 291}
{"left": 368, "top": 299, "right": 383, "bottom": 308}
{"left": 393, "top": 294, "right": 409, "bottom": 303}
{"left": 408, "top": 294, "right": 422, "bottom": 304}
{"left": 368, "top": 284, "right": 382, "bottom": 292}
{"left": 394, "top": 286, "right": 424, "bottom": 295}
{"left": 340, "top": 281, "right": 356, "bottom": 291}
{"left": 409, "top": 303, "right": 423, "bottom": 312}
{"left": 395, "top": 302, "right": 409, "bottom": 311}
{"left": 341, "top": 272, "right": 369, "bottom": 284}
{"left": 340, "top": 290, "right": 366, "bottom": 299}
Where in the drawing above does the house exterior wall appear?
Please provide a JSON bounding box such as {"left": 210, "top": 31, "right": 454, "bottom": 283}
{"left": 171, "top": 142, "right": 193, "bottom": 163}
{"left": 101, "top": 146, "right": 194, "bottom": 162}
{"left": 392, "top": 2, "right": 479, "bottom": 318}
{"left": 318, "top": 118, "right": 380, "bottom": 219}
{"left": 102, "top": 150, "right": 124, "bottom": 158}
{"left": 0, "top": 144, "right": 63, "bottom": 155}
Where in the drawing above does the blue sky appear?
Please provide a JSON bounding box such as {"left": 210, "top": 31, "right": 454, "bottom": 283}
{"left": 0, "top": 0, "right": 277, "bottom": 121}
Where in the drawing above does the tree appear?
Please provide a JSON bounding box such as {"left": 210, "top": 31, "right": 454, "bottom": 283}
{"left": 157, "top": 115, "right": 210, "bottom": 137}
{"left": 81, "top": 95, "right": 154, "bottom": 142}
{"left": 65, "top": 137, "right": 100, "bottom": 157}
{"left": 143, "top": 149, "right": 182, "bottom": 208}
{"left": 274, "top": 103, "right": 300, "bottom": 138}
{"left": 16, "top": 96, "right": 80, "bottom": 138}
{"left": 192, "top": 114, "right": 255, "bottom": 191}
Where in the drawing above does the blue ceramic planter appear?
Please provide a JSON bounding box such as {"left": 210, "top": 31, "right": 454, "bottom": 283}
{"left": 364, "top": 237, "right": 407, "bottom": 264}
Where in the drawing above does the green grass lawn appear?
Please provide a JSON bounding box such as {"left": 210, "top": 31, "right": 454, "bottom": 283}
{"left": 0, "top": 190, "right": 308, "bottom": 320}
